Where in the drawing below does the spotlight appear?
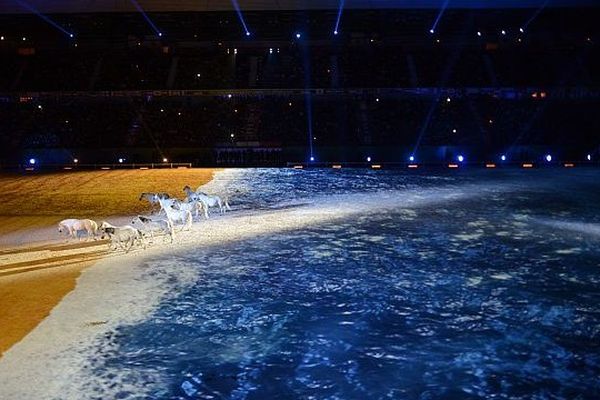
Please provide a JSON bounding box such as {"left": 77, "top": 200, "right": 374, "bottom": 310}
{"left": 446, "top": 97, "right": 451, "bottom": 102}
{"left": 227, "top": 94, "right": 232, "bottom": 99}
{"left": 0, "top": 36, "right": 4, "bottom": 40}
{"left": 429, "top": 29, "right": 435, "bottom": 34}
{"left": 160, "top": 108, "right": 164, "bottom": 112}
{"left": 158, "top": 32, "right": 163, "bottom": 37}
{"left": 586, "top": 154, "right": 591, "bottom": 161}
{"left": 375, "top": 98, "right": 380, "bottom": 102}
{"left": 501, "top": 155, "right": 506, "bottom": 161}
{"left": 230, "top": 133, "right": 235, "bottom": 138}
{"left": 310, "top": 156, "right": 315, "bottom": 162}
{"left": 118, "top": 158, "right": 124, "bottom": 163}
{"left": 234, "top": 48, "right": 238, "bottom": 55}
{"left": 69, "top": 33, "right": 74, "bottom": 38}
{"left": 545, "top": 154, "right": 552, "bottom": 162}
{"left": 245, "top": 31, "right": 251, "bottom": 36}
{"left": 29, "top": 158, "right": 36, "bottom": 165}
{"left": 409, "top": 155, "right": 415, "bottom": 162}
{"left": 22, "top": 37, "right": 26, "bottom": 41}
{"left": 477, "top": 31, "right": 482, "bottom": 37}
{"left": 73, "top": 158, "right": 78, "bottom": 163}
{"left": 519, "top": 27, "right": 524, "bottom": 33}
{"left": 295, "top": 33, "right": 301, "bottom": 39}
{"left": 452, "top": 128, "right": 457, "bottom": 133}
{"left": 457, "top": 155, "right": 465, "bottom": 163}
{"left": 37, "top": 105, "right": 42, "bottom": 110}
{"left": 269, "top": 48, "right": 273, "bottom": 54}
{"left": 162, "top": 157, "right": 168, "bottom": 162}
{"left": 501, "top": 30, "right": 507, "bottom": 35}
{"left": 366, "top": 156, "right": 372, "bottom": 162}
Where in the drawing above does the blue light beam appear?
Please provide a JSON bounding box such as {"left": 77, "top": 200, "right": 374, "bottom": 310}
{"left": 429, "top": 0, "right": 451, "bottom": 34}
{"left": 14, "top": 0, "right": 74, "bottom": 37}
{"left": 521, "top": 0, "right": 550, "bottom": 32}
{"left": 334, "top": 0, "right": 345, "bottom": 35}
{"left": 129, "top": 0, "right": 163, "bottom": 36}
{"left": 231, "top": 0, "right": 251, "bottom": 36}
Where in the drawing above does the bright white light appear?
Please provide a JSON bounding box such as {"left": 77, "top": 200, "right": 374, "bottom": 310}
{"left": 457, "top": 155, "right": 464, "bottom": 163}
{"left": 452, "top": 128, "right": 457, "bottom": 133}
{"left": 69, "top": 33, "right": 74, "bottom": 38}
{"left": 227, "top": 94, "right": 232, "bottom": 99}
{"left": 230, "top": 133, "right": 235, "bottom": 138}
{"left": 310, "top": 156, "right": 315, "bottom": 162}
{"left": 545, "top": 154, "right": 552, "bottom": 162}
{"left": 477, "top": 31, "right": 482, "bottom": 37}
{"left": 245, "top": 31, "right": 251, "bottom": 37}
{"left": 234, "top": 48, "right": 238, "bottom": 55}
{"left": 366, "top": 157, "right": 372, "bottom": 162}
{"left": 501, "top": 30, "right": 506, "bottom": 35}
{"left": 196, "top": 73, "right": 201, "bottom": 77}
{"left": 269, "top": 48, "right": 273, "bottom": 54}
{"left": 501, "top": 155, "right": 506, "bottom": 161}
{"left": 519, "top": 27, "right": 524, "bottom": 33}
{"left": 587, "top": 154, "right": 592, "bottom": 161}
{"left": 22, "top": 37, "right": 26, "bottom": 41}
{"left": 0, "top": 36, "right": 4, "bottom": 41}
{"left": 29, "top": 158, "right": 36, "bottom": 165}
{"left": 118, "top": 158, "right": 124, "bottom": 163}
{"left": 334, "top": 30, "right": 338, "bottom": 35}
{"left": 429, "top": 29, "right": 434, "bottom": 34}
{"left": 375, "top": 98, "right": 380, "bottom": 102}
{"left": 296, "top": 33, "right": 301, "bottom": 39}
{"left": 158, "top": 32, "right": 163, "bottom": 37}
{"left": 37, "top": 105, "right": 42, "bottom": 110}
{"left": 160, "top": 108, "right": 164, "bottom": 112}
{"left": 409, "top": 156, "right": 415, "bottom": 162}
{"left": 73, "top": 158, "right": 78, "bottom": 163}
{"left": 446, "top": 97, "right": 451, "bottom": 102}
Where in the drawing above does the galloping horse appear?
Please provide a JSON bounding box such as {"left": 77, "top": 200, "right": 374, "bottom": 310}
{"left": 183, "top": 185, "right": 230, "bottom": 218}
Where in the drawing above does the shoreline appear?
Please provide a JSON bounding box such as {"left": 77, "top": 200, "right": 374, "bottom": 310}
{"left": 0, "top": 180, "right": 515, "bottom": 398}
{"left": 0, "top": 168, "right": 218, "bottom": 356}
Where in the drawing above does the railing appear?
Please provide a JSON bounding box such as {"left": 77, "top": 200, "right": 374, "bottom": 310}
{"left": 21, "top": 162, "right": 192, "bottom": 171}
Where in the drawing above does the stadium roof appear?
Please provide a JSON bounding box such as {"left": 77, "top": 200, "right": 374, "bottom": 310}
{"left": 0, "top": 0, "right": 597, "bottom": 14}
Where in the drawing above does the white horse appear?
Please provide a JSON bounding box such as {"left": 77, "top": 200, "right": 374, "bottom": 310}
{"left": 58, "top": 219, "right": 98, "bottom": 241}
{"left": 183, "top": 185, "right": 230, "bottom": 218}
{"left": 157, "top": 197, "right": 193, "bottom": 231}
{"left": 131, "top": 215, "right": 174, "bottom": 243}
{"left": 98, "top": 221, "right": 145, "bottom": 252}
{"left": 139, "top": 192, "right": 170, "bottom": 214}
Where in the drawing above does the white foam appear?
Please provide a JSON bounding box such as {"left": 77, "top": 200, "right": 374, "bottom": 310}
{"left": 0, "top": 175, "right": 515, "bottom": 398}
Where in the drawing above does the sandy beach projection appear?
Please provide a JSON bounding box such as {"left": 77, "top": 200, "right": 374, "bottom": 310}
{"left": 0, "top": 168, "right": 216, "bottom": 356}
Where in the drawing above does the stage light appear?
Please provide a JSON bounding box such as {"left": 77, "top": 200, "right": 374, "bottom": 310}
{"left": 296, "top": 33, "right": 301, "bottom": 39}
{"left": 446, "top": 97, "right": 451, "bottom": 102}
{"left": 489, "top": 119, "right": 493, "bottom": 124}
{"left": 196, "top": 73, "right": 201, "bottom": 78}
{"left": 409, "top": 155, "right": 415, "bottom": 162}
{"left": 73, "top": 158, "right": 78, "bottom": 163}
{"left": 177, "top": 112, "right": 181, "bottom": 116}
{"left": 0, "top": 36, "right": 4, "bottom": 40}
{"left": 160, "top": 108, "right": 164, "bottom": 112}
{"left": 118, "top": 158, "right": 124, "bottom": 163}
{"left": 477, "top": 31, "right": 481, "bottom": 37}
{"left": 245, "top": 31, "right": 250, "bottom": 36}
{"left": 375, "top": 98, "right": 380, "bottom": 102}
{"left": 457, "top": 155, "right": 464, "bottom": 163}
{"left": 519, "top": 27, "right": 524, "bottom": 33}
{"left": 545, "top": 154, "right": 552, "bottom": 162}
{"left": 587, "top": 154, "right": 591, "bottom": 161}
{"left": 69, "top": 33, "right": 74, "bottom": 38}
{"left": 501, "top": 30, "right": 507, "bottom": 35}
{"left": 29, "top": 158, "right": 36, "bottom": 165}
{"left": 310, "top": 156, "right": 315, "bottom": 162}
{"left": 227, "top": 94, "right": 232, "bottom": 99}
{"left": 334, "top": 30, "right": 338, "bottom": 35}
{"left": 452, "top": 128, "right": 457, "bottom": 133}
{"left": 269, "top": 48, "right": 273, "bottom": 54}
{"left": 230, "top": 133, "right": 235, "bottom": 138}
{"left": 234, "top": 48, "right": 238, "bottom": 54}
{"left": 429, "top": 29, "right": 435, "bottom": 34}
{"left": 22, "top": 37, "right": 26, "bottom": 41}
{"left": 501, "top": 155, "right": 506, "bottom": 161}
{"left": 366, "top": 156, "right": 372, "bottom": 162}
{"left": 162, "top": 157, "right": 168, "bottom": 162}
{"left": 37, "top": 105, "right": 42, "bottom": 109}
